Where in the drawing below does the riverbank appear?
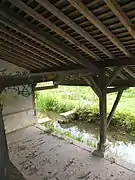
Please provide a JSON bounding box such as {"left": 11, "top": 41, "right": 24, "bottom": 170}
{"left": 40, "top": 117, "right": 135, "bottom": 165}
{"left": 36, "top": 86, "right": 135, "bottom": 135}
{"left": 8, "top": 125, "right": 135, "bottom": 179}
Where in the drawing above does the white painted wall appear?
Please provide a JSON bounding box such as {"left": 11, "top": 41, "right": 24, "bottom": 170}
{"left": 0, "top": 59, "right": 37, "bottom": 133}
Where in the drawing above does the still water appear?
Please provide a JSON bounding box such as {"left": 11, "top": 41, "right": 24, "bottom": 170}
{"left": 45, "top": 111, "right": 135, "bottom": 165}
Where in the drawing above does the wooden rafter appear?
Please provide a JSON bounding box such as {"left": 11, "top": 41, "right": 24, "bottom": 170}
{"left": 112, "top": 80, "right": 135, "bottom": 87}
{"left": 0, "top": 41, "right": 51, "bottom": 68}
{"left": 35, "top": 0, "right": 129, "bottom": 80}
{"left": 107, "top": 67, "right": 127, "bottom": 80}
{"left": 0, "top": 49, "right": 40, "bottom": 70}
{"left": 102, "top": 57, "right": 135, "bottom": 67}
{"left": 0, "top": 54, "right": 34, "bottom": 71}
{"left": 123, "top": 67, "right": 135, "bottom": 79}
{"left": 0, "top": 26, "right": 66, "bottom": 66}
{"left": 68, "top": 0, "right": 135, "bottom": 79}
{"left": 35, "top": 0, "right": 113, "bottom": 59}
{"left": 8, "top": 0, "right": 100, "bottom": 60}
{"left": 68, "top": 0, "right": 131, "bottom": 57}
{"left": 0, "top": 5, "right": 99, "bottom": 74}
{"left": 0, "top": 16, "right": 74, "bottom": 64}
{"left": 0, "top": 32, "right": 61, "bottom": 67}
{"left": 104, "top": 0, "right": 135, "bottom": 39}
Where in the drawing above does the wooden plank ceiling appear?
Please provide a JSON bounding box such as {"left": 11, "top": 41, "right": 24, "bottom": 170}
{"left": 0, "top": 0, "right": 135, "bottom": 86}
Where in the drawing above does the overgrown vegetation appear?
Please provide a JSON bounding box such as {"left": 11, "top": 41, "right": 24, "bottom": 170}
{"left": 36, "top": 86, "right": 135, "bottom": 135}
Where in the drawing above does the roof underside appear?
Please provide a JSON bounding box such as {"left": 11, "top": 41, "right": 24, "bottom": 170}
{"left": 1, "top": 0, "right": 135, "bottom": 86}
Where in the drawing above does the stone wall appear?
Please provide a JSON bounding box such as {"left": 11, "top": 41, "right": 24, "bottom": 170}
{"left": 0, "top": 59, "right": 37, "bottom": 133}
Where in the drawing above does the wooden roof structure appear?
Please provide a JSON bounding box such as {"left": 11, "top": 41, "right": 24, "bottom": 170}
{"left": 1, "top": 0, "right": 135, "bottom": 87}
{"left": 1, "top": 2, "right": 135, "bottom": 174}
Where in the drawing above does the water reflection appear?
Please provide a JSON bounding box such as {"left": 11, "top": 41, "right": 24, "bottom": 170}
{"left": 52, "top": 120, "right": 135, "bottom": 164}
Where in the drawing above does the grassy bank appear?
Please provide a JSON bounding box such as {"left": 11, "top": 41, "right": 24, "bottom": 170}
{"left": 36, "top": 86, "right": 135, "bottom": 135}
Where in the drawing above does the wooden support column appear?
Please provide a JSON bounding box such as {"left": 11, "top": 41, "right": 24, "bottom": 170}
{"left": 93, "top": 68, "right": 107, "bottom": 157}
{"left": 98, "top": 89, "right": 107, "bottom": 151}
{"left": 107, "top": 90, "right": 124, "bottom": 128}
{"left": 0, "top": 89, "right": 9, "bottom": 180}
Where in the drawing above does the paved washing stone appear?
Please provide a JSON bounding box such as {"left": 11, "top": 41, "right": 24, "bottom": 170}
{"left": 7, "top": 126, "right": 135, "bottom": 180}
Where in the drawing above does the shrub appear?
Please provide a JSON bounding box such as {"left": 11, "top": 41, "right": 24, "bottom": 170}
{"left": 36, "top": 87, "right": 135, "bottom": 135}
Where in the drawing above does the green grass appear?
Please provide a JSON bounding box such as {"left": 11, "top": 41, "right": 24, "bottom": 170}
{"left": 36, "top": 86, "right": 135, "bottom": 134}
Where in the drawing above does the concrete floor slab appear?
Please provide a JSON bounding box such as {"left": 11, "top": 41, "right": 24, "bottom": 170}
{"left": 7, "top": 126, "right": 135, "bottom": 180}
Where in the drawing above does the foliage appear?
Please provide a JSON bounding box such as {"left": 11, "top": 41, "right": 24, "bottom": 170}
{"left": 36, "top": 92, "right": 76, "bottom": 113}
{"left": 36, "top": 86, "right": 135, "bottom": 135}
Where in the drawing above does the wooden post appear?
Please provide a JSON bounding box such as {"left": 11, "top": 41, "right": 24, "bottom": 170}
{"left": 98, "top": 89, "right": 107, "bottom": 151}
{"left": 0, "top": 90, "right": 9, "bottom": 180}
{"left": 93, "top": 68, "right": 107, "bottom": 157}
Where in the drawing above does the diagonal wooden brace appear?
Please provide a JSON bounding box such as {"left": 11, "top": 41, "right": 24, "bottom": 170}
{"left": 82, "top": 76, "right": 102, "bottom": 97}
{"left": 107, "top": 90, "right": 124, "bottom": 128}
{"left": 105, "top": 67, "right": 123, "bottom": 88}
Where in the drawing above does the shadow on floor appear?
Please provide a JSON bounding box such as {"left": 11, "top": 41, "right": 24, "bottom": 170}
{"left": 9, "top": 161, "right": 25, "bottom": 180}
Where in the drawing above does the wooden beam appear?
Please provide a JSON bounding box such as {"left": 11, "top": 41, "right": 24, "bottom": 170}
{"left": 101, "top": 57, "right": 135, "bottom": 67}
{"left": 123, "top": 67, "right": 135, "bottom": 79}
{"left": 0, "top": 45, "right": 46, "bottom": 69}
{"left": 105, "top": 67, "right": 123, "bottom": 88}
{"left": 35, "top": 85, "right": 58, "bottom": 91}
{"left": 107, "top": 67, "right": 127, "bottom": 80}
{"left": 0, "top": 33, "right": 55, "bottom": 67}
{"left": 0, "top": 5, "right": 99, "bottom": 74}
{"left": 0, "top": 100, "right": 9, "bottom": 180}
{"left": 104, "top": 0, "right": 135, "bottom": 39}
{"left": 0, "top": 54, "right": 35, "bottom": 71}
{"left": 0, "top": 68, "right": 90, "bottom": 88}
{"left": 107, "top": 90, "right": 124, "bottom": 127}
{"left": 36, "top": 0, "right": 113, "bottom": 59}
{"left": 60, "top": 78, "right": 135, "bottom": 88}
{"left": 8, "top": 0, "right": 100, "bottom": 61}
{"left": 59, "top": 79, "right": 88, "bottom": 86}
{"left": 0, "top": 26, "right": 64, "bottom": 66}
{"left": 68, "top": 0, "right": 131, "bottom": 57}
{"left": 106, "top": 87, "right": 128, "bottom": 94}
{"left": 111, "top": 80, "right": 135, "bottom": 87}
{"left": 0, "top": 15, "right": 73, "bottom": 64}
{"left": 83, "top": 76, "right": 102, "bottom": 97}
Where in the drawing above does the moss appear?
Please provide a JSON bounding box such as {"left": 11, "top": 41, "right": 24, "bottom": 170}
{"left": 87, "top": 141, "right": 96, "bottom": 148}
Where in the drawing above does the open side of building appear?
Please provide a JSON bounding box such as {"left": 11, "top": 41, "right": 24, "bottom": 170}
{"left": 1, "top": 0, "right": 135, "bottom": 179}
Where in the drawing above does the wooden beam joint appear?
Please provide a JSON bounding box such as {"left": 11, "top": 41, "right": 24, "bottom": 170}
{"left": 82, "top": 76, "right": 102, "bottom": 97}
{"left": 105, "top": 67, "right": 123, "bottom": 88}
